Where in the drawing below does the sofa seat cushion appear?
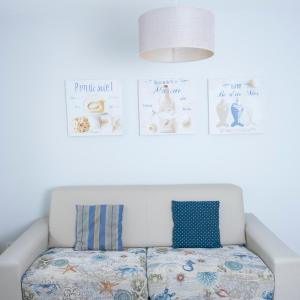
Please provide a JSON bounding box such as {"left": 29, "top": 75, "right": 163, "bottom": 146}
{"left": 147, "top": 246, "right": 274, "bottom": 300}
{"left": 22, "top": 247, "right": 148, "bottom": 300}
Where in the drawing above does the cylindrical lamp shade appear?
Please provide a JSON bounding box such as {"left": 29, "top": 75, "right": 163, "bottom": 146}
{"left": 139, "top": 6, "right": 214, "bottom": 63}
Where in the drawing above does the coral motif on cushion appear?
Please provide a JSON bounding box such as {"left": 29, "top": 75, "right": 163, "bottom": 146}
{"left": 22, "top": 248, "right": 148, "bottom": 300}
{"left": 147, "top": 246, "right": 274, "bottom": 300}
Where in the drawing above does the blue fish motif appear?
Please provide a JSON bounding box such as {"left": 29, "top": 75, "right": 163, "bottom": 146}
{"left": 262, "top": 290, "right": 274, "bottom": 300}
{"left": 91, "top": 254, "right": 107, "bottom": 261}
{"left": 153, "top": 288, "right": 175, "bottom": 300}
{"left": 231, "top": 100, "right": 244, "bottom": 127}
{"left": 128, "top": 249, "right": 145, "bottom": 254}
{"left": 117, "top": 266, "right": 139, "bottom": 277}
{"left": 233, "top": 253, "right": 255, "bottom": 260}
{"left": 31, "top": 284, "right": 58, "bottom": 295}
{"left": 148, "top": 262, "right": 177, "bottom": 270}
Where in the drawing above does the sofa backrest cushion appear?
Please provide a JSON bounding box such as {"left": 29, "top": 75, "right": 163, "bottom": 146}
{"left": 48, "top": 184, "right": 245, "bottom": 248}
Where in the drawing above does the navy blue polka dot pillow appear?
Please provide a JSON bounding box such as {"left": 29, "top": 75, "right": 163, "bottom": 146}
{"left": 172, "top": 200, "right": 221, "bottom": 248}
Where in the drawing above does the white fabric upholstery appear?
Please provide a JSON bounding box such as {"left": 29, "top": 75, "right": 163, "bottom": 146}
{"left": 0, "top": 218, "right": 48, "bottom": 300}
{"left": 246, "top": 213, "right": 300, "bottom": 300}
{"left": 49, "top": 184, "right": 245, "bottom": 248}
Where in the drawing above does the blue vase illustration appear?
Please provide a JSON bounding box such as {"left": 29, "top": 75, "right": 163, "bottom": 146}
{"left": 231, "top": 99, "right": 244, "bottom": 127}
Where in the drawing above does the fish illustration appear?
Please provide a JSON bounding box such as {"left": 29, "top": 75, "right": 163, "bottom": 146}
{"left": 231, "top": 99, "right": 244, "bottom": 127}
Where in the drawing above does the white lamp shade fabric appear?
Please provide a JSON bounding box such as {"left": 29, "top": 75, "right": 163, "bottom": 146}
{"left": 139, "top": 6, "right": 215, "bottom": 63}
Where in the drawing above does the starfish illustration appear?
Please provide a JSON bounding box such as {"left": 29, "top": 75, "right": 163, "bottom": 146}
{"left": 62, "top": 264, "right": 78, "bottom": 274}
{"left": 99, "top": 281, "right": 118, "bottom": 295}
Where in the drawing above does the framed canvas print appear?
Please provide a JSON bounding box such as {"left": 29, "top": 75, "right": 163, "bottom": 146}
{"left": 65, "top": 80, "right": 122, "bottom": 136}
{"left": 208, "top": 78, "right": 264, "bottom": 135}
{"left": 138, "top": 79, "right": 196, "bottom": 135}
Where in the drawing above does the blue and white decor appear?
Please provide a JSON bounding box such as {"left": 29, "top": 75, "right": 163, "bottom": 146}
{"left": 75, "top": 204, "right": 124, "bottom": 251}
{"left": 208, "top": 78, "right": 264, "bottom": 135}
{"left": 172, "top": 201, "right": 221, "bottom": 248}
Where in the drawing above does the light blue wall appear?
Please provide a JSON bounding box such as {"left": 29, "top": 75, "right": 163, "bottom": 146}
{"left": 0, "top": 0, "right": 300, "bottom": 253}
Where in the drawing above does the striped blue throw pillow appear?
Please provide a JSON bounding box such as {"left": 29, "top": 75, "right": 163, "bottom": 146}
{"left": 75, "top": 204, "right": 124, "bottom": 251}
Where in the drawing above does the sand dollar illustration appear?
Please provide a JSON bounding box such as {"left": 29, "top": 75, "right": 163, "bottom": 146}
{"left": 114, "top": 289, "right": 133, "bottom": 300}
{"left": 51, "top": 259, "right": 69, "bottom": 267}
{"left": 224, "top": 261, "right": 243, "bottom": 271}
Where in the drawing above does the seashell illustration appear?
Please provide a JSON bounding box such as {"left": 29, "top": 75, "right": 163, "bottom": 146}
{"left": 247, "top": 79, "right": 256, "bottom": 88}
{"left": 182, "top": 116, "right": 191, "bottom": 128}
{"left": 148, "top": 123, "right": 158, "bottom": 133}
{"left": 74, "top": 117, "right": 90, "bottom": 133}
{"left": 159, "top": 118, "right": 176, "bottom": 133}
{"left": 215, "top": 288, "right": 229, "bottom": 297}
{"left": 99, "top": 117, "right": 110, "bottom": 128}
{"left": 86, "top": 99, "right": 105, "bottom": 113}
{"left": 111, "top": 118, "right": 121, "bottom": 132}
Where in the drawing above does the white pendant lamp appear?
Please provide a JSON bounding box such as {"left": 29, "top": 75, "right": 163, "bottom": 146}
{"left": 139, "top": 6, "right": 215, "bottom": 63}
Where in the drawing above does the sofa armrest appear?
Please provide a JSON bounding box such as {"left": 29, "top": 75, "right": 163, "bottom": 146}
{"left": 245, "top": 213, "right": 300, "bottom": 300}
{"left": 0, "top": 217, "right": 49, "bottom": 300}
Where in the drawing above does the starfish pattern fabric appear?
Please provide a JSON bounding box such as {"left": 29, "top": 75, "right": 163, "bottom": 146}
{"left": 22, "top": 248, "right": 148, "bottom": 300}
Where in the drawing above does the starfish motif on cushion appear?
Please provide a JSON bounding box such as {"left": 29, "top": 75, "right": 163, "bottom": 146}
{"left": 99, "top": 281, "right": 118, "bottom": 295}
{"left": 62, "top": 264, "right": 78, "bottom": 274}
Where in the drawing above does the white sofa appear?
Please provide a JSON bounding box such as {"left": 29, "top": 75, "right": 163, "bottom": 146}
{"left": 0, "top": 184, "right": 299, "bottom": 300}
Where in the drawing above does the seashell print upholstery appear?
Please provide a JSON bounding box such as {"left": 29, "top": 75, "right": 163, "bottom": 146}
{"left": 22, "top": 248, "right": 148, "bottom": 300}
{"left": 1, "top": 185, "right": 299, "bottom": 300}
{"left": 147, "top": 246, "right": 274, "bottom": 300}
